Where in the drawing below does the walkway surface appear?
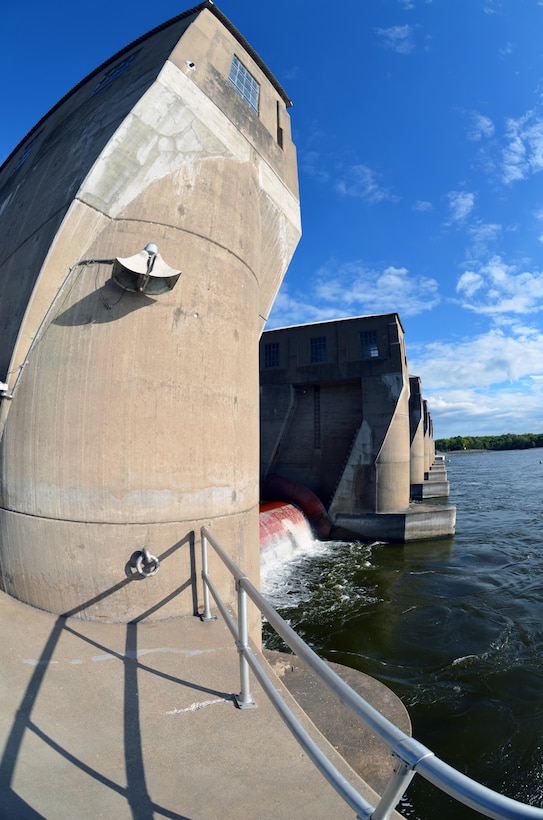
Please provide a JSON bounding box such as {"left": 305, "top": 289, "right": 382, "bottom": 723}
{"left": 0, "top": 589, "right": 407, "bottom": 819}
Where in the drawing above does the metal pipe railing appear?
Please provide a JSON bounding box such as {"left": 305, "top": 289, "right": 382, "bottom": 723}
{"left": 200, "top": 526, "right": 543, "bottom": 820}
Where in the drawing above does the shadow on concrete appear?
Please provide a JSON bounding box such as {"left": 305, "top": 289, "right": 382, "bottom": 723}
{"left": 53, "top": 271, "right": 157, "bottom": 327}
{"left": 0, "top": 531, "right": 211, "bottom": 820}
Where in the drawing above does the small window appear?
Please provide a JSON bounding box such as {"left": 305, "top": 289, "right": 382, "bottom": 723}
{"left": 264, "top": 342, "right": 280, "bottom": 369}
{"left": 15, "top": 133, "right": 41, "bottom": 170}
{"left": 276, "top": 101, "right": 284, "bottom": 149}
{"left": 229, "top": 56, "right": 260, "bottom": 115}
{"left": 92, "top": 52, "right": 139, "bottom": 95}
{"left": 360, "top": 330, "right": 379, "bottom": 358}
{"left": 310, "top": 336, "right": 327, "bottom": 364}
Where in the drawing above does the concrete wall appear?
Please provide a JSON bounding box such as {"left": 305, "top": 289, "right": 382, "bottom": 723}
{"left": 260, "top": 316, "right": 455, "bottom": 541}
{"left": 260, "top": 314, "right": 411, "bottom": 515}
{"left": 0, "top": 4, "right": 300, "bottom": 622}
{"left": 409, "top": 376, "right": 425, "bottom": 486}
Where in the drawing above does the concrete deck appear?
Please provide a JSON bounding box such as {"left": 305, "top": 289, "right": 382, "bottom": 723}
{"left": 0, "top": 590, "right": 406, "bottom": 819}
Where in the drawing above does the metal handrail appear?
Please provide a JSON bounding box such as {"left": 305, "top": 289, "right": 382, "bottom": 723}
{"left": 200, "top": 526, "right": 543, "bottom": 820}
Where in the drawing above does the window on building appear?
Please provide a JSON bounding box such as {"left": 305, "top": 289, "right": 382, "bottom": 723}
{"left": 92, "top": 52, "right": 140, "bottom": 95}
{"left": 276, "top": 100, "right": 284, "bottom": 149}
{"left": 264, "top": 342, "right": 280, "bottom": 369}
{"left": 310, "top": 336, "right": 327, "bottom": 363}
{"left": 360, "top": 330, "right": 379, "bottom": 358}
{"left": 15, "top": 133, "right": 41, "bottom": 170}
{"left": 228, "top": 55, "right": 260, "bottom": 114}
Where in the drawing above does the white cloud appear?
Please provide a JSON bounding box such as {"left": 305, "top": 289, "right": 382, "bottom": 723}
{"left": 315, "top": 263, "right": 440, "bottom": 316}
{"left": 467, "top": 221, "right": 501, "bottom": 257}
{"left": 502, "top": 111, "right": 543, "bottom": 184}
{"left": 264, "top": 287, "right": 335, "bottom": 328}
{"left": 300, "top": 149, "right": 330, "bottom": 183}
{"left": 456, "top": 256, "right": 543, "bottom": 315}
{"left": 412, "top": 199, "right": 433, "bottom": 212}
{"left": 336, "top": 164, "right": 399, "bottom": 204}
{"left": 409, "top": 328, "right": 542, "bottom": 388}
{"left": 282, "top": 66, "right": 299, "bottom": 81}
{"left": 456, "top": 270, "right": 484, "bottom": 298}
{"left": 466, "top": 111, "right": 495, "bottom": 142}
{"left": 267, "top": 261, "right": 440, "bottom": 329}
{"left": 446, "top": 191, "right": 475, "bottom": 223}
{"left": 375, "top": 25, "right": 415, "bottom": 55}
{"left": 483, "top": 1, "right": 501, "bottom": 14}
{"left": 426, "top": 384, "right": 543, "bottom": 438}
{"left": 408, "top": 326, "right": 543, "bottom": 436}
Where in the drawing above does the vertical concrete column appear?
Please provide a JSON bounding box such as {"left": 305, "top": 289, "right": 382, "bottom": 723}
{"left": 423, "top": 400, "right": 432, "bottom": 473}
{"left": 429, "top": 414, "right": 436, "bottom": 464}
{"left": 409, "top": 376, "right": 425, "bottom": 486}
{"left": 372, "top": 322, "right": 411, "bottom": 513}
{"left": 0, "top": 8, "right": 300, "bottom": 622}
{"left": 373, "top": 379, "right": 411, "bottom": 512}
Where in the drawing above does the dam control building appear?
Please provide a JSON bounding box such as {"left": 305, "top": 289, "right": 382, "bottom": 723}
{"left": 260, "top": 315, "right": 456, "bottom": 542}
{"left": 0, "top": 2, "right": 301, "bottom": 623}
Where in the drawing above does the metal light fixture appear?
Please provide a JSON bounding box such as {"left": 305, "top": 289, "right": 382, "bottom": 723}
{"left": 112, "top": 243, "right": 181, "bottom": 295}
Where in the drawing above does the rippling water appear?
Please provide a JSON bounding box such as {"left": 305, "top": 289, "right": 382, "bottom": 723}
{"left": 261, "top": 448, "right": 543, "bottom": 818}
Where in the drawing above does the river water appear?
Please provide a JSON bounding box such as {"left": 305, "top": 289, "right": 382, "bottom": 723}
{"left": 260, "top": 448, "right": 543, "bottom": 818}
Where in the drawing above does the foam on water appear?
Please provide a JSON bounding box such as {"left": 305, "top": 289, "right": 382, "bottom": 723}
{"left": 259, "top": 503, "right": 331, "bottom": 596}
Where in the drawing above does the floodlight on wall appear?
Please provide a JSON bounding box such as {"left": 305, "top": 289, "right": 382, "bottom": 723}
{"left": 112, "top": 243, "right": 181, "bottom": 295}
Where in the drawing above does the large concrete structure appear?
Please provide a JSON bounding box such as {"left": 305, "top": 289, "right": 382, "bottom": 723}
{"left": 0, "top": 2, "right": 301, "bottom": 621}
{"left": 409, "top": 377, "right": 450, "bottom": 499}
{"left": 260, "top": 315, "right": 455, "bottom": 542}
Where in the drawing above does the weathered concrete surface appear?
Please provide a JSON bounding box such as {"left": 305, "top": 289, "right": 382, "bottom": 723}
{"left": 259, "top": 316, "right": 455, "bottom": 542}
{"left": 260, "top": 315, "right": 412, "bottom": 513}
{"left": 411, "top": 480, "right": 450, "bottom": 499}
{"left": 409, "top": 376, "right": 425, "bottom": 486}
{"left": 333, "top": 502, "right": 456, "bottom": 542}
{"left": 264, "top": 650, "right": 412, "bottom": 794}
{"left": 0, "top": 590, "right": 406, "bottom": 819}
{"left": 0, "top": 4, "right": 300, "bottom": 623}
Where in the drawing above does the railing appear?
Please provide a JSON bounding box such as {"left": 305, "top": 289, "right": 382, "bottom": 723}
{"left": 200, "top": 527, "right": 543, "bottom": 820}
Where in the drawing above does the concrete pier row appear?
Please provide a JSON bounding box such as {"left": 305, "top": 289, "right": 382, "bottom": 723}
{"left": 0, "top": 590, "right": 407, "bottom": 819}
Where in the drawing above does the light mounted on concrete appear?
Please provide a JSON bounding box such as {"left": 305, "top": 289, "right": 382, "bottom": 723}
{"left": 112, "top": 243, "right": 181, "bottom": 295}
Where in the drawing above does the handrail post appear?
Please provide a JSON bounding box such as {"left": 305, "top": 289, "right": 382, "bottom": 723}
{"left": 197, "top": 527, "right": 543, "bottom": 820}
{"left": 200, "top": 529, "right": 217, "bottom": 622}
{"left": 370, "top": 760, "right": 415, "bottom": 820}
{"left": 234, "top": 579, "right": 256, "bottom": 710}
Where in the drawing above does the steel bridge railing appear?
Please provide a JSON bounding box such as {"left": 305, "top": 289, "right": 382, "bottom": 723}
{"left": 200, "top": 526, "right": 543, "bottom": 820}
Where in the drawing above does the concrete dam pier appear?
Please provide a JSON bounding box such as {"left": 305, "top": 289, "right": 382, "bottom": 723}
{"left": 260, "top": 314, "right": 455, "bottom": 542}
{"left": 7, "top": 4, "right": 538, "bottom": 819}
{"left": 0, "top": 7, "right": 417, "bottom": 817}
{"left": 0, "top": 2, "right": 300, "bottom": 623}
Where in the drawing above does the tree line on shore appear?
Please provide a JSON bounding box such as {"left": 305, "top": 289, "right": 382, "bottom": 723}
{"left": 435, "top": 433, "right": 543, "bottom": 452}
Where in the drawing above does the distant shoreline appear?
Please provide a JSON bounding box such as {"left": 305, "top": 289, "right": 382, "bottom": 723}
{"left": 441, "top": 449, "right": 486, "bottom": 454}
{"left": 441, "top": 447, "right": 543, "bottom": 455}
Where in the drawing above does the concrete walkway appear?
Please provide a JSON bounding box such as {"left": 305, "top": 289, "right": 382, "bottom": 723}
{"left": 0, "top": 590, "right": 406, "bottom": 819}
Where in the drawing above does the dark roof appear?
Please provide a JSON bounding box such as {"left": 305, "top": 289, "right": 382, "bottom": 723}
{"left": 105, "top": 2, "right": 293, "bottom": 107}
{"left": 206, "top": 2, "right": 293, "bottom": 107}
{"left": 1, "top": 2, "right": 292, "bottom": 172}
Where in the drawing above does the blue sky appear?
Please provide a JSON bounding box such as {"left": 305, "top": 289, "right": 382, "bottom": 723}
{"left": 3, "top": 0, "right": 543, "bottom": 439}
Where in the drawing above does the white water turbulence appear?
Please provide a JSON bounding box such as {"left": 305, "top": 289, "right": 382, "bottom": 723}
{"left": 260, "top": 504, "right": 330, "bottom": 600}
{"left": 260, "top": 449, "right": 543, "bottom": 819}
{"left": 260, "top": 505, "right": 380, "bottom": 628}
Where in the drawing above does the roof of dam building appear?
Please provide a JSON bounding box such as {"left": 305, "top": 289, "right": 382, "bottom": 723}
{"left": 0, "top": 1, "right": 293, "bottom": 173}
{"left": 262, "top": 312, "right": 406, "bottom": 334}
